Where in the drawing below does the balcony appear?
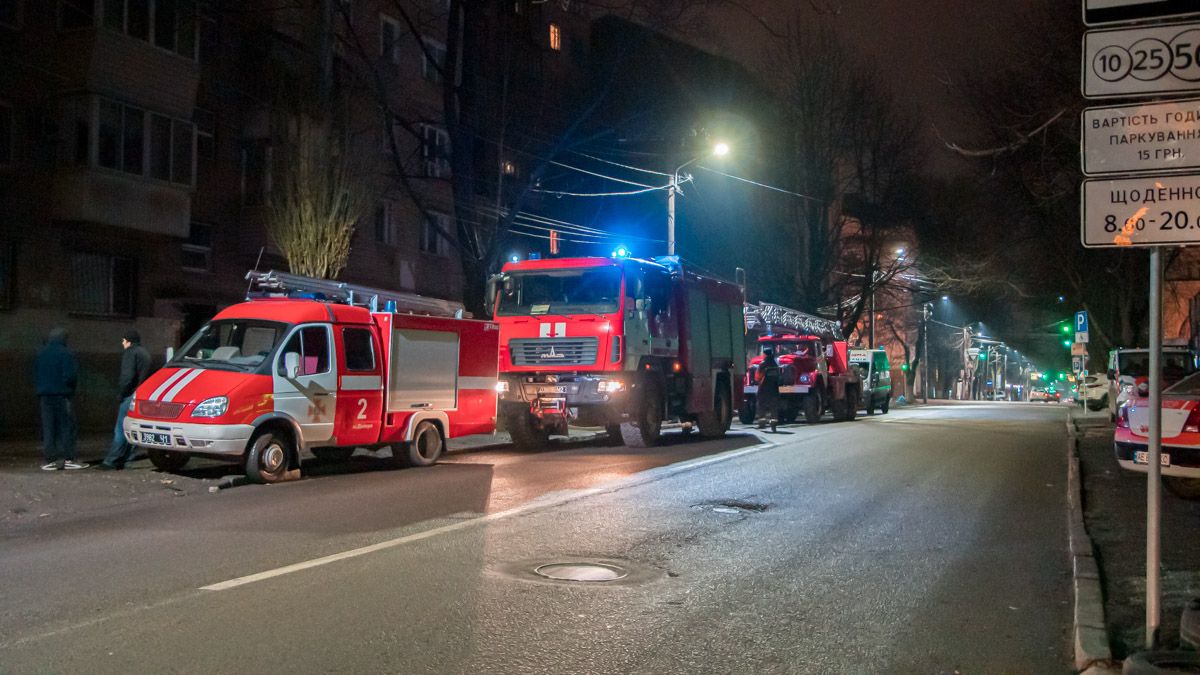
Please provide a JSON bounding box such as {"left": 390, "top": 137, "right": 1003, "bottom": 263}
{"left": 52, "top": 167, "right": 190, "bottom": 238}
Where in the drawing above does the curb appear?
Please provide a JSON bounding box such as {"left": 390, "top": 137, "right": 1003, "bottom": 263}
{"left": 1067, "top": 411, "right": 1121, "bottom": 674}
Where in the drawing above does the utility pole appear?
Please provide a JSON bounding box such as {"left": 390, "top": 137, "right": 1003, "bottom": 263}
{"left": 869, "top": 269, "right": 877, "bottom": 347}
{"left": 922, "top": 302, "right": 930, "bottom": 403}
{"left": 667, "top": 172, "right": 678, "bottom": 255}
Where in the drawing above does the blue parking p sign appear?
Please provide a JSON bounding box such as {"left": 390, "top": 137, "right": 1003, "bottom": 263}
{"left": 1075, "top": 311, "right": 1089, "bottom": 343}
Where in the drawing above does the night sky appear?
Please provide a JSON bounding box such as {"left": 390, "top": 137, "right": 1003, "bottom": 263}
{"left": 697, "top": 0, "right": 1049, "bottom": 173}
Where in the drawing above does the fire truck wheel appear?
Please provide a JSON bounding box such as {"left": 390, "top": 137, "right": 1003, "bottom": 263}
{"left": 147, "top": 449, "right": 189, "bottom": 472}
{"left": 622, "top": 385, "right": 663, "bottom": 447}
{"left": 245, "top": 431, "right": 293, "bottom": 484}
{"left": 396, "top": 421, "right": 444, "bottom": 468}
{"left": 311, "top": 447, "right": 355, "bottom": 462}
{"left": 738, "top": 398, "right": 756, "bottom": 425}
{"left": 803, "top": 391, "right": 823, "bottom": 425}
{"left": 507, "top": 413, "right": 550, "bottom": 449}
{"left": 697, "top": 386, "right": 732, "bottom": 438}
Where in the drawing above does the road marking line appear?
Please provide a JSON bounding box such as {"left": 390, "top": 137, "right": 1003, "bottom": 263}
{"left": 201, "top": 435, "right": 782, "bottom": 592}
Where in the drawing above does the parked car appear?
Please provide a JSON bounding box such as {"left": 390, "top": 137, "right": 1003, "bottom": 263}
{"left": 1107, "top": 347, "right": 1196, "bottom": 420}
{"left": 1078, "top": 374, "right": 1110, "bottom": 411}
{"left": 1114, "top": 374, "right": 1200, "bottom": 499}
{"left": 1030, "top": 387, "right": 1051, "bottom": 402}
{"left": 849, "top": 348, "right": 892, "bottom": 415}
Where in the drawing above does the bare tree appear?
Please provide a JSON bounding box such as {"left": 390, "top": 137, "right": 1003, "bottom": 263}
{"left": 267, "top": 109, "right": 377, "bottom": 279}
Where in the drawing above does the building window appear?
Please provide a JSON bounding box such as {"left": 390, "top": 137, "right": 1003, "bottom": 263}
{"left": 0, "top": 102, "right": 12, "bottom": 166}
{"left": 97, "top": 0, "right": 196, "bottom": 59}
{"left": 195, "top": 107, "right": 216, "bottom": 161}
{"left": 0, "top": 241, "right": 13, "bottom": 309}
{"left": 549, "top": 23, "right": 563, "bottom": 51}
{"left": 70, "top": 252, "right": 135, "bottom": 316}
{"left": 501, "top": 159, "right": 516, "bottom": 176}
{"left": 422, "top": 37, "right": 445, "bottom": 83}
{"left": 420, "top": 124, "right": 449, "bottom": 178}
{"left": 421, "top": 212, "right": 451, "bottom": 257}
{"left": 374, "top": 200, "right": 398, "bottom": 245}
{"left": 241, "top": 140, "right": 271, "bottom": 206}
{"left": 181, "top": 222, "right": 212, "bottom": 271}
{"left": 379, "top": 14, "right": 401, "bottom": 64}
{"left": 60, "top": 0, "right": 95, "bottom": 29}
{"left": 0, "top": 0, "right": 22, "bottom": 29}
{"left": 61, "top": 96, "right": 193, "bottom": 184}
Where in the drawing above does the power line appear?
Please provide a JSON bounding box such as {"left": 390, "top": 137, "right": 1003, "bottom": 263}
{"left": 696, "top": 165, "right": 824, "bottom": 203}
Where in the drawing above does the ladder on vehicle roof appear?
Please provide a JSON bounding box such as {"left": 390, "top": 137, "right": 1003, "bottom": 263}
{"left": 744, "top": 301, "right": 844, "bottom": 340}
{"left": 245, "top": 270, "right": 466, "bottom": 318}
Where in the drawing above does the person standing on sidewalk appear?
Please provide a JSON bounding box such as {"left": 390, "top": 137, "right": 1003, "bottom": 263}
{"left": 34, "top": 328, "right": 87, "bottom": 470}
{"left": 97, "top": 330, "right": 151, "bottom": 471}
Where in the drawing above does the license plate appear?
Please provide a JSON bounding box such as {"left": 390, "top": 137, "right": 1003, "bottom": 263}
{"left": 140, "top": 431, "right": 171, "bottom": 446}
{"left": 537, "top": 385, "right": 568, "bottom": 394}
{"left": 1134, "top": 451, "right": 1171, "bottom": 466}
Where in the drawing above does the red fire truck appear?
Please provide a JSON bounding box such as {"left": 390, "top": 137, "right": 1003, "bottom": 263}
{"left": 740, "top": 302, "right": 862, "bottom": 424}
{"left": 122, "top": 271, "right": 499, "bottom": 483}
{"left": 488, "top": 255, "right": 745, "bottom": 447}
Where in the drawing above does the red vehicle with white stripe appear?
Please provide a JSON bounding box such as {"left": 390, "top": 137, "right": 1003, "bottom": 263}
{"left": 123, "top": 272, "right": 499, "bottom": 483}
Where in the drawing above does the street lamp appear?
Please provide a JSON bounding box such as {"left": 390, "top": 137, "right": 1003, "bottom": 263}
{"left": 667, "top": 142, "right": 729, "bottom": 256}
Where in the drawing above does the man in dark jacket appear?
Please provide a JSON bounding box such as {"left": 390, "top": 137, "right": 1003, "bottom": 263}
{"left": 755, "top": 349, "right": 781, "bottom": 432}
{"left": 98, "top": 330, "right": 152, "bottom": 470}
{"left": 35, "top": 328, "right": 86, "bottom": 470}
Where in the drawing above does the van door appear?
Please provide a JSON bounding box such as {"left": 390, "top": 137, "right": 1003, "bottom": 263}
{"left": 274, "top": 324, "right": 337, "bottom": 444}
{"left": 336, "top": 326, "right": 384, "bottom": 447}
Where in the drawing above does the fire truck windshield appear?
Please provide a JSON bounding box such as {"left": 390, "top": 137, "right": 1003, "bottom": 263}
{"left": 171, "top": 320, "right": 287, "bottom": 372}
{"left": 761, "top": 340, "right": 820, "bottom": 357}
{"left": 495, "top": 267, "right": 622, "bottom": 317}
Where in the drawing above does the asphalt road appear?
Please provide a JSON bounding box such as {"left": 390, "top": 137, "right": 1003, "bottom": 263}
{"left": 0, "top": 403, "right": 1073, "bottom": 673}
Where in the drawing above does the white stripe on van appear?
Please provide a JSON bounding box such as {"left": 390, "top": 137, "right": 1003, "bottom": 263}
{"left": 162, "top": 368, "right": 205, "bottom": 402}
{"left": 150, "top": 368, "right": 192, "bottom": 401}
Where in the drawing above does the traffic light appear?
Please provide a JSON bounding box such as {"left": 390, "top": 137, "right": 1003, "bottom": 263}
{"left": 900, "top": 363, "right": 908, "bottom": 371}
{"left": 1062, "top": 339, "right": 1071, "bottom": 348}
{"left": 1061, "top": 325, "right": 1070, "bottom": 334}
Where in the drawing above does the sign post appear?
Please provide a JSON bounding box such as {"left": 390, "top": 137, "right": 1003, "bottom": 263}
{"left": 1076, "top": 310, "right": 1090, "bottom": 343}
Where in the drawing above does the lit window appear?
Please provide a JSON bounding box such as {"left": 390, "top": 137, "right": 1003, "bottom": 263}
{"left": 379, "top": 14, "right": 401, "bottom": 64}
{"left": 501, "top": 160, "right": 516, "bottom": 176}
{"left": 548, "top": 23, "right": 561, "bottom": 51}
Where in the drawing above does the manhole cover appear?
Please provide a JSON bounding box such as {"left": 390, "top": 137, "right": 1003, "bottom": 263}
{"left": 534, "top": 562, "right": 628, "bottom": 582}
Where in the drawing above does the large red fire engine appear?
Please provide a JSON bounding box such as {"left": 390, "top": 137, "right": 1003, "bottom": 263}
{"left": 488, "top": 255, "right": 745, "bottom": 447}
{"left": 741, "top": 301, "right": 862, "bottom": 424}
{"left": 122, "top": 271, "right": 499, "bottom": 483}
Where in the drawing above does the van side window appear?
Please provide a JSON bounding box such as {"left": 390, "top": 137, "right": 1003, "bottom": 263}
{"left": 278, "top": 325, "right": 331, "bottom": 376}
{"left": 343, "top": 327, "right": 376, "bottom": 371}
{"left": 644, "top": 268, "right": 671, "bottom": 317}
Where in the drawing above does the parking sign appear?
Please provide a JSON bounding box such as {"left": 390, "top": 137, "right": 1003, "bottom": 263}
{"left": 1076, "top": 311, "right": 1090, "bottom": 343}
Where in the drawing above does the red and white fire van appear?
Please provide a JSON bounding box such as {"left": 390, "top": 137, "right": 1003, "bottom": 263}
{"left": 122, "top": 272, "right": 499, "bottom": 483}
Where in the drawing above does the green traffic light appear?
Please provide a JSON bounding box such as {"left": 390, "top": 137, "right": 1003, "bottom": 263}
{"left": 1062, "top": 339, "right": 1071, "bottom": 347}
{"left": 1061, "top": 325, "right": 1070, "bottom": 333}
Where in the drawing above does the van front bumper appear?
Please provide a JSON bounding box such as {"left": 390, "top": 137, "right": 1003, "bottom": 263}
{"left": 124, "top": 417, "right": 254, "bottom": 456}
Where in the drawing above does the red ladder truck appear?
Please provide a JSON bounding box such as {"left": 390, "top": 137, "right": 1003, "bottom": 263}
{"left": 122, "top": 271, "right": 499, "bottom": 483}
{"left": 741, "top": 301, "right": 863, "bottom": 424}
{"left": 488, "top": 255, "right": 745, "bottom": 447}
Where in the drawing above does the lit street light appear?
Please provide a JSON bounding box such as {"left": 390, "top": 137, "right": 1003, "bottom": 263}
{"left": 667, "top": 142, "right": 729, "bottom": 255}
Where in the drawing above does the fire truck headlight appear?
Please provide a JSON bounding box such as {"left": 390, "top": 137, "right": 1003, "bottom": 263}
{"left": 495, "top": 381, "right": 510, "bottom": 394}
{"left": 597, "top": 380, "right": 625, "bottom": 393}
{"left": 192, "top": 396, "right": 229, "bottom": 418}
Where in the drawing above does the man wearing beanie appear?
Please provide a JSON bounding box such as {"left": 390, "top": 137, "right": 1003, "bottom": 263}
{"left": 34, "top": 327, "right": 86, "bottom": 470}
{"left": 98, "top": 329, "right": 151, "bottom": 470}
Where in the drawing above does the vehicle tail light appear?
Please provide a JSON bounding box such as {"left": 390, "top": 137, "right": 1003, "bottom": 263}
{"left": 1135, "top": 377, "right": 1150, "bottom": 397}
{"left": 1185, "top": 405, "right": 1200, "bottom": 434}
{"left": 1116, "top": 405, "right": 1130, "bottom": 429}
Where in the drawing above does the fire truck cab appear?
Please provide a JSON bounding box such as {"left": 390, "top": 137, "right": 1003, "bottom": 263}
{"left": 741, "top": 302, "right": 862, "bottom": 425}
{"left": 122, "top": 271, "right": 498, "bottom": 483}
{"left": 488, "top": 255, "right": 744, "bottom": 447}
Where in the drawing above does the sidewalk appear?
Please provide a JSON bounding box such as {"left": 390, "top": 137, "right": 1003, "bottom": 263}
{"left": 1072, "top": 410, "right": 1200, "bottom": 661}
{"left": 0, "top": 428, "right": 602, "bottom": 529}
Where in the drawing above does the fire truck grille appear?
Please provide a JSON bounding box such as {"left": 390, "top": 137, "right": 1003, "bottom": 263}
{"left": 137, "top": 400, "right": 186, "bottom": 419}
{"left": 510, "top": 338, "right": 599, "bottom": 366}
